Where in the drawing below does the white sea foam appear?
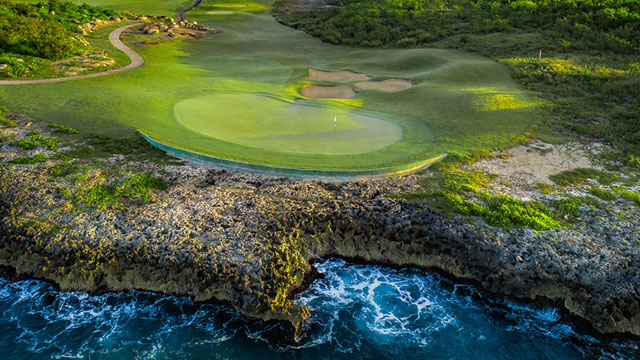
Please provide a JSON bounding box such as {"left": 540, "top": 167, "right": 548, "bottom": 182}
{"left": 0, "top": 261, "right": 636, "bottom": 359}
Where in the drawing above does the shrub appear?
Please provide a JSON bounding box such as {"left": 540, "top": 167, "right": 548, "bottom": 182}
{"left": 0, "top": 115, "right": 17, "bottom": 128}
{"left": 396, "top": 37, "right": 417, "bottom": 48}
{"left": 47, "top": 163, "right": 76, "bottom": 177}
{"left": 482, "top": 195, "right": 560, "bottom": 230}
{"left": 10, "top": 137, "right": 39, "bottom": 150}
{"left": 49, "top": 123, "right": 79, "bottom": 134}
{"left": 588, "top": 187, "right": 617, "bottom": 201}
{"left": 115, "top": 173, "right": 167, "bottom": 202}
{"left": 549, "top": 168, "right": 619, "bottom": 186}
{"left": 551, "top": 197, "right": 583, "bottom": 217}
{"left": 10, "top": 153, "right": 50, "bottom": 164}
{"left": 31, "top": 134, "right": 58, "bottom": 150}
{"left": 612, "top": 186, "right": 640, "bottom": 206}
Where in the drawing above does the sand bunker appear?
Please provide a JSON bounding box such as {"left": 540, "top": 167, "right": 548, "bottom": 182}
{"left": 301, "top": 85, "right": 355, "bottom": 99}
{"left": 354, "top": 79, "right": 412, "bottom": 92}
{"left": 305, "top": 68, "right": 369, "bottom": 82}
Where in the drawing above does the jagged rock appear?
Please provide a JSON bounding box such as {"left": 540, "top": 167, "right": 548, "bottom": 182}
{"left": 0, "top": 116, "right": 638, "bottom": 339}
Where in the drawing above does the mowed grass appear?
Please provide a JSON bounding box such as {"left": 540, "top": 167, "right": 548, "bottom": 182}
{"left": 173, "top": 93, "right": 403, "bottom": 155}
{"left": 0, "top": 0, "right": 539, "bottom": 170}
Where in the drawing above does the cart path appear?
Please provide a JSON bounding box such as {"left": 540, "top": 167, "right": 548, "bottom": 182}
{"left": 176, "top": 0, "right": 202, "bottom": 22}
{"left": 0, "top": 23, "right": 143, "bottom": 86}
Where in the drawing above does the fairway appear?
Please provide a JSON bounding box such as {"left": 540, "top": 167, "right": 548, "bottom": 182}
{"left": 0, "top": 0, "right": 540, "bottom": 171}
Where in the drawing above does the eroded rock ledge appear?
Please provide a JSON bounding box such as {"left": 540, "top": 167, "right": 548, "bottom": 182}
{"left": 0, "top": 117, "right": 638, "bottom": 340}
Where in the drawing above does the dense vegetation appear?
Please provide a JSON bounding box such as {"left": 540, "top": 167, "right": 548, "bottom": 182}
{"left": 275, "top": 0, "right": 640, "bottom": 169}
{"left": 275, "top": 0, "right": 640, "bottom": 52}
{"left": 0, "top": 0, "right": 121, "bottom": 77}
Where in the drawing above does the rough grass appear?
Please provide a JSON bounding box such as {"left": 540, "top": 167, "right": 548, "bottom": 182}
{"left": 49, "top": 123, "right": 79, "bottom": 134}
{"left": 8, "top": 130, "right": 57, "bottom": 150}
{"left": 0, "top": 115, "right": 17, "bottom": 128}
{"left": 588, "top": 187, "right": 617, "bottom": 201}
{"left": 47, "top": 163, "right": 77, "bottom": 177}
{"left": 9, "top": 153, "right": 50, "bottom": 164}
{"left": 612, "top": 186, "right": 640, "bottom": 207}
{"left": 62, "top": 172, "right": 167, "bottom": 211}
{"left": 549, "top": 168, "right": 621, "bottom": 186}
{"left": 390, "top": 169, "right": 561, "bottom": 230}
{"left": 550, "top": 197, "right": 583, "bottom": 218}
{"left": 63, "top": 134, "right": 167, "bottom": 161}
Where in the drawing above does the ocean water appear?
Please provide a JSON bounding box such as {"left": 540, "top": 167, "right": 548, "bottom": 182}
{"left": 0, "top": 259, "right": 637, "bottom": 359}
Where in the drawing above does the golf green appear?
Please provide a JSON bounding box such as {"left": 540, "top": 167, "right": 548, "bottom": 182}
{"left": 174, "top": 93, "right": 403, "bottom": 155}
{"left": 1, "top": 0, "right": 539, "bottom": 171}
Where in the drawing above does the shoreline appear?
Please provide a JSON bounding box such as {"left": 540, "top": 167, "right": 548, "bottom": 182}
{"left": 139, "top": 130, "right": 447, "bottom": 179}
{"left": 1, "top": 115, "right": 638, "bottom": 342}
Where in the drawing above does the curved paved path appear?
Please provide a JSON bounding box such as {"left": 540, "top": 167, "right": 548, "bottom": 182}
{"left": 176, "top": 0, "right": 202, "bottom": 22}
{"left": 0, "top": 23, "right": 143, "bottom": 86}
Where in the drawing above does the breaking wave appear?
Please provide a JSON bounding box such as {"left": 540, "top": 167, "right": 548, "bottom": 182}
{"left": 0, "top": 259, "right": 636, "bottom": 359}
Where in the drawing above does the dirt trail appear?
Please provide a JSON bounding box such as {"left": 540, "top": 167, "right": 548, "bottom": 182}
{"left": 0, "top": 23, "right": 143, "bottom": 86}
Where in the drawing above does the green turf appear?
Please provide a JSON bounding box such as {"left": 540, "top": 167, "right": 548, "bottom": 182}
{"left": 0, "top": 0, "right": 539, "bottom": 170}
{"left": 173, "top": 93, "right": 403, "bottom": 155}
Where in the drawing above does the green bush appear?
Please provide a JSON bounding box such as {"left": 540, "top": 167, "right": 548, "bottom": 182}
{"left": 588, "top": 187, "right": 617, "bottom": 201}
{"left": 115, "top": 173, "right": 167, "bottom": 202}
{"left": 31, "top": 134, "right": 58, "bottom": 150}
{"left": 0, "top": 53, "right": 50, "bottom": 78}
{"left": 549, "top": 168, "right": 619, "bottom": 186}
{"left": 484, "top": 195, "right": 560, "bottom": 230}
{"left": 0, "top": 115, "right": 17, "bottom": 128}
{"left": 274, "top": 0, "right": 640, "bottom": 52}
{"left": 47, "top": 163, "right": 76, "bottom": 177}
{"left": 0, "top": 0, "right": 122, "bottom": 72}
{"left": 10, "top": 153, "right": 50, "bottom": 164}
{"left": 0, "top": 16, "right": 83, "bottom": 60}
{"left": 404, "top": 170, "right": 560, "bottom": 230}
{"left": 69, "top": 173, "right": 168, "bottom": 210}
{"left": 612, "top": 186, "right": 640, "bottom": 206}
{"left": 551, "top": 197, "right": 583, "bottom": 217}
{"left": 10, "top": 137, "right": 39, "bottom": 150}
{"left": 49, "top": 123, "right": 79, "bottom": 134}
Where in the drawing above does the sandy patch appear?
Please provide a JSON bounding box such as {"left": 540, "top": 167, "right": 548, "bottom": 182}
{"left": 305, "top": 68, "right": 369, "bottom": 82}
{"left": 301, "top": 85, "right": 355, "bottom": 99}
{"left": 354, "top": 79, "right": 412, "bottom": 92}
{"left": 462, "top": 140, "right": 606, "bottom": 200}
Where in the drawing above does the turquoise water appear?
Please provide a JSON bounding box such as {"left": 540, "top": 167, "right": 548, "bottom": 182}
{"left": 0, "top": 259, "right": 637, "bottom": 359}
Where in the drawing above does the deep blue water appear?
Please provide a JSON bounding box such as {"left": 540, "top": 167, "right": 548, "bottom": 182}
{"left": 0, "top": 259, "right": 637, "bottom": 359}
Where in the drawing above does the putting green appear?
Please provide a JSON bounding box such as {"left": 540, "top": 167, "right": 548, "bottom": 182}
{"left": 1, "top": 0, "right": 540, "bottom": 172}
{"left": 174, "top": 93, "right": 402, "bottom": 155}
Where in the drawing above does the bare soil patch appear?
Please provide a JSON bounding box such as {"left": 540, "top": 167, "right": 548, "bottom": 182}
{"left": 355, "top": 79, "right": 412, "bottom": 92}
{"left": 300, "top": 84, "right": 355, "bottom": 99}
{"left": 461, "top": 140, "right": 606, "bottom": 200}
{"left": 305, "top": 68, "right": 369, "bottom": 82}
{"left": 53, "top": 54, "right": 116, "bottom": 76}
